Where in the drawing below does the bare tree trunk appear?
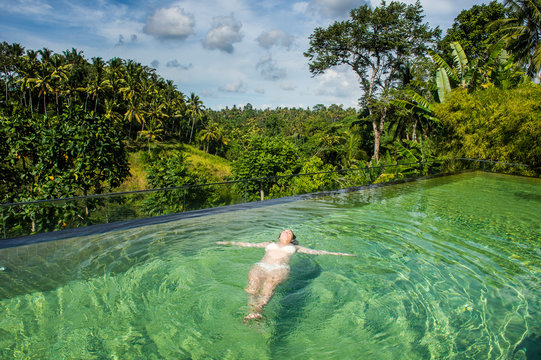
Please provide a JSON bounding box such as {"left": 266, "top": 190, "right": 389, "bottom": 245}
{"left": 372, "top": 121, "right": 381, "bottom": 163}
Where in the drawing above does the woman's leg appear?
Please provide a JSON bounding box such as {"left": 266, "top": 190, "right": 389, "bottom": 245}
{"left": 245, "top": 265, "right": 265, "bottom": 295}
{"left": 244, "top": 266, "right": 266, "bottom": 319}
{"left": 247, "top": 269, "right": 289, "bottom": 319}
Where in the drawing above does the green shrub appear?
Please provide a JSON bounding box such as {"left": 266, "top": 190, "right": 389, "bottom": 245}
{"left": 434, "top": 84, "right": 541, "bottom": 172}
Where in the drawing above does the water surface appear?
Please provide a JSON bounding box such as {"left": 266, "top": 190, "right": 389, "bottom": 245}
{"left": 1, "top": 172, "right": 540, "bottom": 359}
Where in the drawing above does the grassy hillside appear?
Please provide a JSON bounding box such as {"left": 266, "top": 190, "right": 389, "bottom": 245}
{"left": 182, "top": 144, "right": 232, "bottom": 180}
{"left": 116, "top": 142, "right": 232, "bottom": 192}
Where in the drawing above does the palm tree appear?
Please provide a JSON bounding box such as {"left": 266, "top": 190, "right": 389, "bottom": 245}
{"left": 103, "top": 98, "right": 122, "bottom": 126}
{"left": 139, "top": 117, "right": 163, "bottom": 154}
{"left": 173, "top": 92, "right": 188, "bottom": 138}
{"left": 82, "top": 57, "right": 111, "bottom": 113}
{"left": 120, "top": 61, "right": 145, "bottom": 138}
{"left": 0, "top": 42, "right": 24, "bottom": 104}
{"left": 106, "top": 57, "right": 125, "bottom": 93}
{"left": 199, "top": 122, "right": 219, "bottom": 153}
{"left": 494, "top": 0, "right": 541, "bottom": 78}
{"left": 49, "top": 54, "right": 70, "bottom": 114}
{"left": 17, "top": 49, "right": 38, "bottom": 114}
{"left": 29, "top": 57, "right": 54, "bottom": 116}
{"left": 124, "top": 98, "right": 145, "bottom": 139}
{"left": 62, "top": 48, "right": 87, "bottom": 106}
{"left": 147, "top": 93, "right": 169, "bottom": 131}
{"left": 187, "top": 92, "right": 204, "bottom": 144}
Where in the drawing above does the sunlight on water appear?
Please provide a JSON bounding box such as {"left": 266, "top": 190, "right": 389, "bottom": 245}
{"left": 0, "top": 172, "right": 540, "bottom": 359}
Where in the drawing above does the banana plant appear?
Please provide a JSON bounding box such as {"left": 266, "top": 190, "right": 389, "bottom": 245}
{"left": 428, "top": 42, "right": 480, "bottom": 101}
{"left": 428, "top": 40, "right": 523, "bottom": 101}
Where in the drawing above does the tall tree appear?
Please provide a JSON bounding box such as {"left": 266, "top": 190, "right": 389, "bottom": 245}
{"left": 187, "top": 92, "right": 204, "bottom": 144}
{"left": 17, "top": 49, "right": 38, "bottom": 114}
{"left": 0, "top": 42, "right": 24, "bottom": 105}
{"left": 305, "top": 0, "right": 440, "bottom": 161}
{"left": 84, "top": 57, "right": 110, "bottom": 113}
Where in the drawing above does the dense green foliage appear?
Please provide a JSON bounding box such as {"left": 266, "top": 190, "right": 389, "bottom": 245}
{"left": 207, "top": 104, "right": 372, "bottom": 165}
{"left": 1, "top": 106, "right": 129, "bottom": 202}
{"left": 142, "top": 150, "right": 210, "bottom": 214}
{"left": 231, "top": 136, "right": 299, "bottom": 199}
{"left": 434, "top": 84, "right": 541, "bottom": 170}
{"left": 0, "top": 106, "right": 129, "bottom": 232}
{"left": 0, "top": 42, "right": 204, "bottom": 143}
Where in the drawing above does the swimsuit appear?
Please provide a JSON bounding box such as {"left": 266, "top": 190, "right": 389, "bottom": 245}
{"left": 255, "top": 243, "right": 296, "bottom": 272}
{"left": 255, "top": 262, "right": 290, "bottom": 272}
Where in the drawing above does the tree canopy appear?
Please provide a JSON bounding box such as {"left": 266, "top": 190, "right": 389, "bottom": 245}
{"left": 438, "top": 1, "right": 508, "bottom": 63}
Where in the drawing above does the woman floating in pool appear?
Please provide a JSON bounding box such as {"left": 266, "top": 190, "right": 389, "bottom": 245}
{"left": 217, "top": 229, "right": 355, "bottom": 320}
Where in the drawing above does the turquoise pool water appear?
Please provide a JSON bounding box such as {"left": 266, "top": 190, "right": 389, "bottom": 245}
{"left": 0, "top": 172, "right": 539, "bottom": 359}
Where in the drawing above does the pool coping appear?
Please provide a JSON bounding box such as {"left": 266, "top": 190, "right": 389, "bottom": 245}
{"left": 0, "top": 170, "right": 476, "bottom": 249}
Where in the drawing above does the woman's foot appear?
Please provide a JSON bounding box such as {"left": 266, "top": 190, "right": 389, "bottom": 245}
{"left": 244, "top": 312, "right": 263, "bottom": 320}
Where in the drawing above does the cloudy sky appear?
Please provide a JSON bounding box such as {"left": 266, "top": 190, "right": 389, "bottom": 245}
{"left": 0, "top": 0, "right": 489, "bottom": 109}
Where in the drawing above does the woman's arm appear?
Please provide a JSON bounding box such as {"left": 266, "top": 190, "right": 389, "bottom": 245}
{"left": 296, "top": 246, "right": 356, "bottom": 257}
{"left": 216, "top": 241, "right": 271, "bottom": 248}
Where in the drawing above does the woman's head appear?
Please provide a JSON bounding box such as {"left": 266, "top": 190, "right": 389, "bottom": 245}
{"left": 279, "top": 229, "right": 297, "bottom": 245}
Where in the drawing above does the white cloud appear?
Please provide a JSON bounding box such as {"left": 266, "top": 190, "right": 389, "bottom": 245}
{"left": 256, "top": 54, "right": 287, "bottom": 81}
{"left": 219, "top": 80, "right": 246, "bottom": 93}
{"left": 203, "top": 14, "right": 243, "bottom": 53}
{"left": 256, "top": 29, "right": 294, "bottom": 49}
{"left": 143, "top": 6, "right": 195, "bottom": 41}
{"left": 151, "top": 60, "right": 160, "bottom": 68}
{"left": 314, "top": 67, "right": 359, "bottom": 98}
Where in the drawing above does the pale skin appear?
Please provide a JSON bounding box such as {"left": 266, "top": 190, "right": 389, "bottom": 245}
{"left": 216, "top": 229, "right": 355, "bottom": 321}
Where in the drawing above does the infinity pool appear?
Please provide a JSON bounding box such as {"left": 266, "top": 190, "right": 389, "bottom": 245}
{"left": 0, "top": 172, "right": 539, "bottom": 359}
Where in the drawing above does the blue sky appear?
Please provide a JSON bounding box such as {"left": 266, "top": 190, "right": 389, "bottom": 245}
{"left": 0, "top": 0, "right": 489, "bottom": 109}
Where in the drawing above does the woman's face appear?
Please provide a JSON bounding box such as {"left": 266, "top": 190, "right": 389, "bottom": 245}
{"left": 279, "top": 230, "right": 295, "bottom": 244}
